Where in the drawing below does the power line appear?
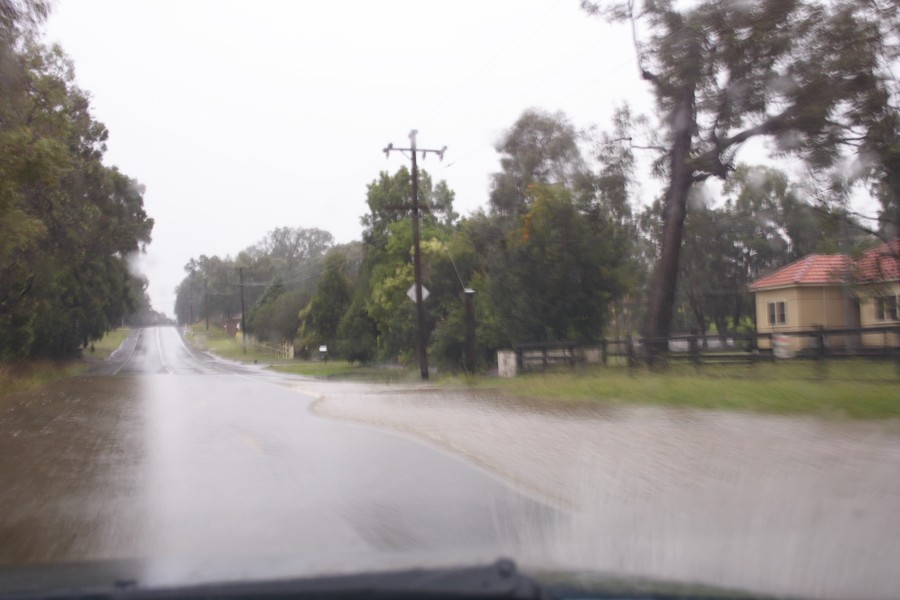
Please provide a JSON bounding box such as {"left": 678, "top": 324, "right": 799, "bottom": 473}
{"left": 420, "top": 198, "right": 467, "bottom": 294}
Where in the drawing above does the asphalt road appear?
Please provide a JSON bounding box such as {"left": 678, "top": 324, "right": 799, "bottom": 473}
{"left": 0, "top": 327, "right": 558, "bottom": 589}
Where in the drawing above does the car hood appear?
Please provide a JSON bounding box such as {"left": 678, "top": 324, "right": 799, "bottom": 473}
{"left": 0, "top": 555, "right": 792, "bottom": 600}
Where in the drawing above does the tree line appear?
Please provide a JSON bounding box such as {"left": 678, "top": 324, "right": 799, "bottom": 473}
{"left": 0, "top": 2, "right": 156, "bottom": 360}
{"left": 175, "top": 102, "right": 876, "bottom": 370}
{"left": 176, "top": 0, "right": 896, "bottom": 368}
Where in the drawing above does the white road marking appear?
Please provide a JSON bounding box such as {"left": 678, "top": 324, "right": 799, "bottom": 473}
{"left": 155, "top": 327, "right": 169, "bottom": 373}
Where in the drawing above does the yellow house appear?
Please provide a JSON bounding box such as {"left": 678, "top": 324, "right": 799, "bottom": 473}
{"left": 856, "top": 240, "right": 900, "bottom": 348}
{"left": 749, "top": 240, "right": 900, "bottom": 352}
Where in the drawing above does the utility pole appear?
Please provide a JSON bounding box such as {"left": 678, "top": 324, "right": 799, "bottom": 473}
{"left": 204, "top": 278, "right": 209, "bottom": 332}
{"left": 237, "top": 267, "right": 247, "bottom": 354}
{"left": 464, "top": 288, "right": 476, "bottom": 373}
{"left": 383, "top": 130, "right": 447, "bottom": 380}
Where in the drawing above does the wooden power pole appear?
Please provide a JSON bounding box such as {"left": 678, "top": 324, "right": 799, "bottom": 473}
{"left": 204, "top": 278, "right": 209, "bottom": 332}
{"left": 237, "top": 267, "right": 247, "bottom": 354}
{"left": 383, "top": 130, "right": 447, "bottom": 380}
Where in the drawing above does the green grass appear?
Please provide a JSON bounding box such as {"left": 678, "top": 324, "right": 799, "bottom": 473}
{"left": 86, "top": 327, "right": 131, "bottom": 359}
{"left": 183, "top": 326, "right": 286, "bottom": 363}
{"left": 183, "top": 326, "right": 421, "bottom": 382}
{"left": 270, "top": 360, "right": 418, "bottom": 382}
{"left": 0, "top": 328, "right": 132, "bottom": 397}
{"left": 473, "top": 361, "right": 900, "bottom": 419}
{"left": 0, "top": 359, "right": 88, "bottom": 396}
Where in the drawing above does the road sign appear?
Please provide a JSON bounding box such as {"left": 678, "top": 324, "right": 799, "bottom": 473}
{"left": 407, "top": 284, "right": 429, "bottom": 302}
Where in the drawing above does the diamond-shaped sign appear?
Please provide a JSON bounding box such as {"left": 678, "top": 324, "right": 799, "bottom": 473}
{"left": 407, "top": 284, "right": 429, "bottom": 302}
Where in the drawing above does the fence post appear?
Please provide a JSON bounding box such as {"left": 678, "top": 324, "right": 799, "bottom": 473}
{"left": 600, "top": 339, "right": 608, "bottom": 366}
{"left": 747, "top": 333, "right": 757, "bottom": 368}
{"left": 689, "top": 331, "right": 700, "bottom": 368}
{"left": 626, "top": 335, "right": 636, "bottom": 376}
{"left": 893, "top": 326, "right": 900, "bottom": 378}
{"left": 815, "top": 325, "right": 828, "bottom": 379}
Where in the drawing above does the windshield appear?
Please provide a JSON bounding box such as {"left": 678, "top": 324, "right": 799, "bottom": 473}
{"left": 1, "top": 1, "right": 898, "bottom": 599}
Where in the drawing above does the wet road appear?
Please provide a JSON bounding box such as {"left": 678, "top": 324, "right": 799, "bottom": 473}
{"left": 0, "top": 327, "right": 555, "bottom": 587}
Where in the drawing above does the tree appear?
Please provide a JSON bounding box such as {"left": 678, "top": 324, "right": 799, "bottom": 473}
{"left": 660, "top": 165, "right": 862, "bottom": 335}
{"left": 583, "top": 0, "right": 899, "bottom": 355}
{"left": 486, "top": 183, "right": 629, "bottom": 345}
{"left": 352, "top": 167, "right": 460, "bottom": 363}
{"left": 253, "top": 226, "right": 333, "bottom": 274}
{"left": 489, "top": 109, "right": 586, "bottom": 217}
{"left": 298, "top": 250, "right": 352, "bottom": 353}
{"left": 1, "top": 37, "right": 153, "bottom": 359}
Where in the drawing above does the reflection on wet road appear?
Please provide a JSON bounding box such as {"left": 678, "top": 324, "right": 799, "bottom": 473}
{"left": 0, "top": 327, "right": 555, "bottom": 586}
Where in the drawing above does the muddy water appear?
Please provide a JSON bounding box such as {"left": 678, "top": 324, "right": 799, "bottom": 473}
{"left": 3, "top": 327, "right": 898, "bottom": 599}
{"left": 305, "top": 381, "right": 900, "bottom": 600}
{"left": 0, "top": 331, "right": 561, "bottom": 592}
{"left": 0, "top": 376, "right": 150, "bottom": 563}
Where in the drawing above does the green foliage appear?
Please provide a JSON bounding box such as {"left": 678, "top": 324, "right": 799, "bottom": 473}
{"left": 486, "top": 184, "right": 628, "bottom": 345}
{"left": 0, "top": 34, "right": 153, "bottom": 359}
{"left": 174, "top": 227, "right": 337, "bottom": 330}
{"left": 666, "top": 164, "right": 868, "bottom": 334}
{"left": 583, "top": 0, "right": 900, "bottom": 341}
{"left": 352, "top": 166, "right": 463, "bottom": 363}
{"left": 298, "top": 251, "right": 353, "bottom": 352}
{"left": 336, "top": 297, "right": 378, "bottom": 364}
{"left": 489, "top": 109, "right": 584, "bottom": 217}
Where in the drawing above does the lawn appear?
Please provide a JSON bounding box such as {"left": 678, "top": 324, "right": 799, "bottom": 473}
{"left": 184, "top": 326, "right": 421, "bottom": 382}
{"left": 183, "top": 326, "right": 287, "bottom": 364}
{"left": 270, "top": 360, "right": 419, "bottom": 382}
{"left": 181, "top": 326, "right": 899, "bottom": 419}
{"left": 478, "top": 360, "right": 900, "bottom": 419}
{"left": 86, "top": 327, "right": 131, "bottom": 358}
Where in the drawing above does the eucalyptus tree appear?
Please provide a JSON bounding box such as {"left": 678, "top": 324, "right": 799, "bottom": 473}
{"left": 583, "top": 0, "right": 899, "bottom": 354}
{"left": 489, "top": 109, "right": 586, "bottom": 217}
{"left": 1, "top": 38, "right": 153, "bottom": 358}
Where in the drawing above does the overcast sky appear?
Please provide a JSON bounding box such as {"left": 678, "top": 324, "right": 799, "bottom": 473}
{"left": 43, "top": 0, "right": 657, "bottom": 316}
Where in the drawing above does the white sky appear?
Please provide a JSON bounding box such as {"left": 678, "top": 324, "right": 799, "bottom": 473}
{"left": 42, "top": 0, "right": 657, "bottom": 316}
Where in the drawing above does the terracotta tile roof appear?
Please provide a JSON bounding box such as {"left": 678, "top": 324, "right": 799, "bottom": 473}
{"left": 857, "top": 239, "right": 900, "bottom": 282}
{"left": 749, "top": 254, "right": 853, "bottom": 290}
{"left": 749, "top": 239, "right": 900, "bottom": 290}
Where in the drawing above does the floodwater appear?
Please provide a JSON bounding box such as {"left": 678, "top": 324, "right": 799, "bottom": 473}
{"left": 1, "top": 326, "right": 899, "bottom": 599}
{"left": 305, "top": 377, "right": 900, "bottom": 599}
{"left": 0, "top": 327, "right": 555, "bottom": 591}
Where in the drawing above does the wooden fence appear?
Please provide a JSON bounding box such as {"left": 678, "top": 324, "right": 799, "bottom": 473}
{"left": 250, "top": 338, "right": 294, "bottom": 359}
{"left": 513, "top": 325, "right": 900, "bottom": 374}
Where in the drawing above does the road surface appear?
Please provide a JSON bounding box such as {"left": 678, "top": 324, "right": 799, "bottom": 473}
{"left": 0, "top": 327, "right": 558, "bottom": 589}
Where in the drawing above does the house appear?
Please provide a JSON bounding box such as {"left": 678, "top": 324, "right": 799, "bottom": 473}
{"left": 855, "top": 239, "right": 900, "bottom": 348}
{"left": 749, "top": 240, "right": 900, "bottom": 352}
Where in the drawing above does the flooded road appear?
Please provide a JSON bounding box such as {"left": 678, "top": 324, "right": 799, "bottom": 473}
{"left": 2, "top": 326, "right": 899, "bottom": 599}
{"left": 0, "top": 327, "right": 554, "bottom": 589}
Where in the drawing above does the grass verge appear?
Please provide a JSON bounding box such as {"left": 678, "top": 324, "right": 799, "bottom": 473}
{"left": 184, "top": 326, "right": 420, "bottom": 382}
{"left": 183, "top": 326, "right": 280, "bottom": 364}
{"left": 270, "top": 361, "right": 419, "bottom": 382}
{"left": 0, "top": 328, "right": 131, "bottom": 397}
{"left": 474, "top": 361, "right": 900, "bottom": 420}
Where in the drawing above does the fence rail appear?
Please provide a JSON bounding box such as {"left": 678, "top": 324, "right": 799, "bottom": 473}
{"left": 512, "top": 325, "right": 900, "bottom": 374}
{"left": 250, "top": 338, "right": 294, "bottom": 359}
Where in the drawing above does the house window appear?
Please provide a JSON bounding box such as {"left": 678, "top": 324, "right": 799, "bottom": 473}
{"left": 767, "top": 301, "right": 786, "bottom": 326}
{"left": 875, "top": 296, "right": 898, "bottom": 321}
